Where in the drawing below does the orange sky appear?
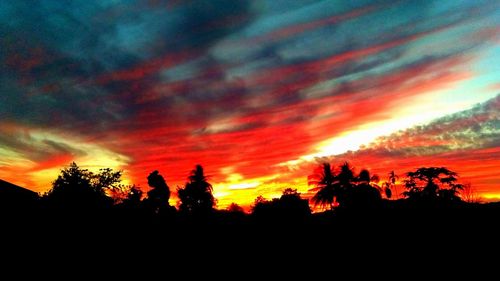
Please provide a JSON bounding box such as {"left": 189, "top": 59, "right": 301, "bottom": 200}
{"left": 0, "top": 0, "right": 499, "bottom": 209}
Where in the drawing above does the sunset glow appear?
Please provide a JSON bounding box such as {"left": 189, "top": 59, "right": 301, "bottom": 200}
{"left": 1, "top": 0, "right": 499, "bottom": 208}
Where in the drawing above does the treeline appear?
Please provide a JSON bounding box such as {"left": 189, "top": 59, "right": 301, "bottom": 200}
{"left": 3, "top": 160, "right": 500, "bottom": 249}
{"left": 4, "top": 161, "right": 498, "bottom": 264}
{"left": 1, "top": 161, "right": 482, "bottom": 219}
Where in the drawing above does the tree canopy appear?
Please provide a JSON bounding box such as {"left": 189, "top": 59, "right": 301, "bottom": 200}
{"left": 403, "top": 167, "right": 464, "bottom": 202}
{"left": 178, "top": 165, "right": 215, "bottom": 214}
{"left": 44, "top": 162, "right": 119, "bottom": 210}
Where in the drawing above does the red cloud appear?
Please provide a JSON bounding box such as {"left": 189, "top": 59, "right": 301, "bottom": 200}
{"left": 101, "top": 51, "right": 472, "bottom": 191}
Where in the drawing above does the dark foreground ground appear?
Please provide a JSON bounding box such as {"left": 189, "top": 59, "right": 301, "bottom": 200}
{"left": 4, "top": 200, "right": 500, "bottom": 241}
{"left": 2, "top": 202, "right": 499, "bottom": 277}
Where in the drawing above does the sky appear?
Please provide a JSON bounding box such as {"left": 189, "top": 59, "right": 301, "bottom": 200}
{"left": 1, "top": 0, "right": 499, "bottom": 208}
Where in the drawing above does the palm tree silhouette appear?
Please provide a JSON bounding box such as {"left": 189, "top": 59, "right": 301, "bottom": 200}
{"left": 348, "top": 168, "right": 382, "bottom": 208}
{"left": 310, "top": 162, "right": 386, "bottom": 209}
{"left": 389, "top": 171, "right": 398, "bottom": 199}
{"left": 356, "top": 169, "right": 381, "bottom": 185}
{"left": 382, "top": 171, "right": 399, "bottom": 199}
{"left": 308, "top": 163, "right": 336, "bottom": 210}
{"left": 178, "top": 165, "right": 215, "bottom": 214}
{"left": 335, "top": 162, "right": 356, "bottom": 206}
{"left": 309, "top": 162, "right": 358, "bottom": 209}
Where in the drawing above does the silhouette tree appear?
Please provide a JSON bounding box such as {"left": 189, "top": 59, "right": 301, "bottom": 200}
{"left": 282, "top": 188, "right": 298, "bottom": 196}
{"left": 178, "top": 165, "right": 215, "bottom": 214}
{"left": 92, "top": 168, "right": 122, "bottom": 191}
{"left": 309, "top": 162, "right": 360, "bottom": 209}
{"left": 356, "top": 169, "right": 382, "bottom": 189}
{"left": 227, "top": 203, "right": 244, "bottom": 213}
{"left": 126, "top": 185, "right": 143, "bottom": 204}
{"left": 44, "top": 162, "right": 116, "bottom": 210}
{"left": 308, "top": 163, "right": 336, "bottom": 209}
{"left": 144, "top": 170, "right": 171, "bottom": 214}
{"left": 382, "top": 182, "right": 393, "bottom": 199}
{"left": 383, "top": 171, "right": 399, "bottom": 199}
{"left": 347, "top": 169, "right": 382, "bottom": 208}
{"left": 357, "top": 169, "right": 377, "bottom": 183}
{"left": 403, "top": 167, "right": 464, "bottom": 202}
{"left": 278, "top": 188, "right": 311, "bottom": 217}
{"left": 252, "top": 189, "right": 310, "bottom": 220}
{"left": 109, "top": 184, "right": 144, "bottom": 218}
{"left": 109, "top": 184, "right": 143, "bottom": 205}
{"left": 252, "top": 196, "right": 272, "bottom": 218}
{"left": 223, "top": 202, "right": 246, "bottom": 222}
{"left": 335, "top": 162, "right": 357, "bottom": 206}
{"left": 461, "top": 183, "right": 479, "bottom": 203}
{"left": 310, "top": 162, "right": 385, "bottom": 209}
{"left": 254, "top": 195, "right": 267, "bottom": 205}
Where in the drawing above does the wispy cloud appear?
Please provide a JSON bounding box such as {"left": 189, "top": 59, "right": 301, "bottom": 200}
{"left": 0, "top": 1, "right": 499, "bottom": 206}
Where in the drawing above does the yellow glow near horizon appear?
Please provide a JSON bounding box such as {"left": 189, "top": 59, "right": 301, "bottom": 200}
{"left": 480, "top": 193, "right": 500, "bottom": 201}
{"left": 0, "top": 128, "right": 131, "bottom": 193}
{"left": 210, "top": 171, "right": 309, "bottom": 209}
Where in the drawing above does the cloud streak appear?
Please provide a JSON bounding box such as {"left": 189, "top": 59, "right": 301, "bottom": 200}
{"left": 307, "top": 95, "right": 500, "bottom": 197}
{"left": 0, "top": 0, "right": 499, "bottom": 206}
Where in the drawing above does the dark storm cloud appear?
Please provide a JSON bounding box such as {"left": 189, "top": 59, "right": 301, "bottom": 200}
{"left": 1, "top": 0, "right": 496, "bottom": 134}
{"left": 0, "top": 0, "right": 255, "bottom": 132}
{"left": 1, "top": 0, "right": 500, "bottom": 194}
{"left": 172, "top": 1, "right": 254, "bottom": 49}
